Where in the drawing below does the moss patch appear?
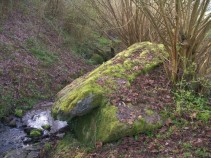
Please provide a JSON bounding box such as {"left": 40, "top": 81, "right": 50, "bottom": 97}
{"left": 29, "top": 129, "right": 42, "bottom": 138}
{"left": 71, "top": 103, "right": 162, "bottom": 145}
{"left": 42, "top": 124, "right": 51, "bottom": 131}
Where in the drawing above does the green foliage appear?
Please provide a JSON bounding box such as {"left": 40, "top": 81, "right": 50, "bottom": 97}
{"left": 197, "top": 111, "right": 210, "bottom": 123}
{"left": 14, "top": 109, "right": 23, "bottom": 117}
{"left": 44, "top": 142, "right": 52, "bottom": 151}
{"left": 0, "top": 86, "right": 21, "bottom": 119}
{"left": 183, "top": 152, "right": 192, "bottom": 158}
{"left": 53, "top": 133, "right": 93, "bottom": 157}
{"left": 0, "top": 83, "right": 50, "bottom": 119}
{"left": 42, "top": 124, "right": 51, "bottom": 130}
{"left": 174, "top": 89, "right": 210, "bottom": 123}
{"left": 182, "top": 142, "right": 192, "bottom": 149}
{"left": 195, "top": 148, "right": 210, "bottom": 158}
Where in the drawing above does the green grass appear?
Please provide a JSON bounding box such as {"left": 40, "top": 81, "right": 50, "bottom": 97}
{"left": 0, "top": 87, "right": 15, "bottom": 119}
{"left": 52, "top": 132, "right": 94, "bottom": 158}
{"left": 30, "top": 129, "right": 42, "bottom": 137}
{"left": 26, "top": 37, "right": 58, "bottom": 66}
{"left": 30, "top": 47, "right": 58, "bottom": 65}
{"left": 0, "top": 82, "right": 53, "bottom": 119}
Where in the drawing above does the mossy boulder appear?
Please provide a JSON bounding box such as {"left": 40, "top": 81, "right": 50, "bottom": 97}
{"left": 52, "top": 42, "right": 167, "bottom": 144}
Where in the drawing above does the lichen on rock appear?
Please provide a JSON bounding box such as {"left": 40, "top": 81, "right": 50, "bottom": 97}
{"left": 52, "top": 42, "right": 167, "bottom": 144}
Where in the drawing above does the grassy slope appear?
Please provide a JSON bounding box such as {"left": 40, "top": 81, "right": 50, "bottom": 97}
{"left": 0, "top": 2, "right": 93, "bottom": 118}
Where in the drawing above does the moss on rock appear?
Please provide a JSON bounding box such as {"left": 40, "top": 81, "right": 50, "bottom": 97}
{"left": 52, "top": 42, "right": 167, "bottom": 144}
{"left": 29, "top": 129, "right": 42, "bottom": 138}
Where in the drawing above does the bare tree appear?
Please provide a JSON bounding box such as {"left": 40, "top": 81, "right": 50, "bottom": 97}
{"left": 89, "top": 0, "right": 157, "bottom": 46}
{"left": 133, "top": 0, "right": 211, "bottom": 85}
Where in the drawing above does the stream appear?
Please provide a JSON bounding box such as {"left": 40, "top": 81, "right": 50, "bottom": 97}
{"left": 0, "top": 101, "right": 68, "bottom": 158}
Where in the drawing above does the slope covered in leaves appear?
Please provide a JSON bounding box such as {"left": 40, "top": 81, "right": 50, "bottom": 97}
{"left": 0, "top": 3, "right": 93, "bottom": 118}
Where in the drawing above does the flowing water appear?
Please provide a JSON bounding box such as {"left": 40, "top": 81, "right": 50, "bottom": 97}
{"left": 0, "top": 102, "right": 68, "bottom": 158}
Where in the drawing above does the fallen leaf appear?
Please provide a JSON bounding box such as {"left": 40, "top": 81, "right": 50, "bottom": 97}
{"left": 165, "top": 118, "right": 172, "bottom": 126}
{"left": 95, "top": 142, "right": 103, "bottom": 149}
{"left": 190, "top": 112, "right": 197, "bottom": 119}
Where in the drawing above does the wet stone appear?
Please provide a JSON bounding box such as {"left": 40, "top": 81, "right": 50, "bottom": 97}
{"left": 3, "top": 149, "right": 28, "bottom": 158}
{"left": 22, "top": 109, "right": 68, "bottom": 135}
{"left": 8, "top": 119, "right": 17, "bottom": 128}
{"left": 26, "top": 151, "right": 39, "bottom": 158}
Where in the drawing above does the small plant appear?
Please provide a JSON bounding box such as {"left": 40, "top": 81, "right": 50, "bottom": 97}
{"left": 182, "top": 142, "right": 192, "bottom": 149}
{"left": 14, "top": 109, "right": 23, "bottom": 117}
{"left": 29, "top": 129, "right": 42, "bottom": 138}
{"left": 195, "top": 148, "right": 210, "bottom": 158}
{"left": 174, "top": 89, "right": 210, "bottom": 123}
{"left": 90, "top": 54, "right": 104, "bottom": 65}
{"left": 133, "top": 135, "right": 139, "bottom": 141}
{"left": 144, "top": 130, "right": 154, "bottom": 138}
{"left": 30, "top": 47, "right": 58, "bottom": 65}
{"left": 25, "top": 37, "right": 58, "bottom": 66}
{"left": 145, "top": 108, "right": 154, "bottom": 116}
{"left": 183, "top": 152, "right": 192, "bottom": 158}
{"left": 197, "top": 111, "right": 210, "bottom": 123}
{"left": 44, "top": 142, "right": 52, "bottom": 151}
{"left": 42, "top": 124, "right": 51, "bottom": 131}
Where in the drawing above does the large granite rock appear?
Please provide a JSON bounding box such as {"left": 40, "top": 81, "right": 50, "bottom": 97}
{"left": 52, "top": 42, "right": 167, "bottom": 144}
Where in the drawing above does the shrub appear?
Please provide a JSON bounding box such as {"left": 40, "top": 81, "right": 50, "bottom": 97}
{"left": 90, "top": 54, "right": 104, "bottom": 65}
{"left": 133, "top": 0, "right": 211, "bottom": 85}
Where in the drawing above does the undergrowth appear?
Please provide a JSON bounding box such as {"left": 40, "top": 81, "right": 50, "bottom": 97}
{"left": 174, "top": 89, "right": 210, "bottom": 123}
